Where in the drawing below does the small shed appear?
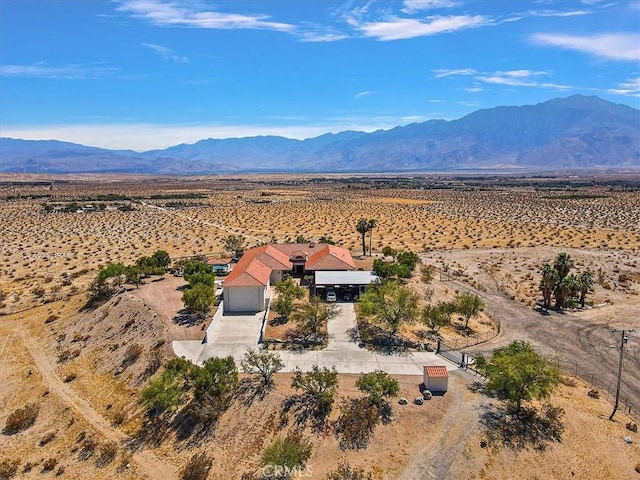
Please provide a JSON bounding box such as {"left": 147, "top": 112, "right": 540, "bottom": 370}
{"left": 423, "top": 365, "right": 449, "bottom": 393}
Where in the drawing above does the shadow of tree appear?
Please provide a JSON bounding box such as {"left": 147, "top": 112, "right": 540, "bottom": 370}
{"left": 173, "top": 309, "right": 205, "bottom": 327}
{"left": 235, "top": 377, "right": 274, "bottom": 406}
{"left": 480, "top": 403, "right": 565, "bottom": 451}
{"left": 281, "top": 394, "right": 328, "bottom": 433}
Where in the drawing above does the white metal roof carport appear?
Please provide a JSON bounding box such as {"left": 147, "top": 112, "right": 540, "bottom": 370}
{"left": 314, "top": 270, "right": 379, "bottom": 287}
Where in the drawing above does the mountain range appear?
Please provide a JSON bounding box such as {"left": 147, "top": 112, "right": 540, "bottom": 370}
{"left": 1, "top": 95, "right": 638, "bottom": 174}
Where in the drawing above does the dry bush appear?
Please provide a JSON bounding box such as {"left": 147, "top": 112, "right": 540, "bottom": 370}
{"left": 96, "top": 441, "right": 118, "bottom": 467}
{"left": 3, "top": 403, "right": 39, "bottom": 434}
{"left": 333, "top": 398, "right": 380, "bottom": 450}
{"left": 122, "top": 343, "right": 143, "bottom": 367}
{"left": 57, "top": 348, "right": 80, "bottom": 364}
{"left": 39, "top": 429, "right": 57, "bottom": 446}
{"left": 0, "top": 458, "right": 20, "bottom": 479}
{"left": 117, "top": 451, "right": 133, "bottom": 473}
{"left": 78, "top": 435, "right": 99, "bottom": 461}
{"left": 41, "top": 458, "right": 58, "bottom": 473}
{"left": 180, "top": 452, "right": 212, "bottom": 480}
{"left": 326, "top": 462, "right": 374, "bottom": 480}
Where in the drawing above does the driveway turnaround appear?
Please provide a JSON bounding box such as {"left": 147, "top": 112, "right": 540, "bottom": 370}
{"left": 173, "top": 302, "right": 455, "bottom": 375}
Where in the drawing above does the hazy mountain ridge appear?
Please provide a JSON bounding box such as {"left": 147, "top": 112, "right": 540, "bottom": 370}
{"left": 2, "top": 95, "right": 638, "bottom": 173}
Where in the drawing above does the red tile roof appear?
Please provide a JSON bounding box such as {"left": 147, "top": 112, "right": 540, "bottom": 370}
{"left": 207, "top": 257, "right": 232, "bottom": 265}
{"left": 305, "top": 245, "right": 356, "bottom": 271}
{"left": 223, "top": 247, "right": 276, "bottom": 287}
{"left": 424, "top": 366, "right": 449, "bottom": 378}
{"left": 223, "top": 243, "right": 355, "bottom": 287}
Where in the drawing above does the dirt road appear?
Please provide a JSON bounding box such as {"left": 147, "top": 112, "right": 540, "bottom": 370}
{"left": 444, "top": 272, "right": 640, "bottom": 414}
{"left": 18, "top": 329, "right": 178, "bottom": 480}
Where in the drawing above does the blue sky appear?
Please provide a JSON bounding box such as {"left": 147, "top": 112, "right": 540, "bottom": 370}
{"left": 1, "top": 0, "right": 639, "bottom": 151}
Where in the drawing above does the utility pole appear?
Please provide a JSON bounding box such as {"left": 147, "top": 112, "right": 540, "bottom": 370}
{"left": 609, "top": 329, "right": 633, "bottom": 421}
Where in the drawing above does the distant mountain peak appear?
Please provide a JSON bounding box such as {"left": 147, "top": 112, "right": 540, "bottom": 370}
{"left": 1, "top": 95, "right": 638, "bottom": 174}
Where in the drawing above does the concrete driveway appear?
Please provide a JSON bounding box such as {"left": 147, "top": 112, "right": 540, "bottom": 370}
{"left": 173, "top": 302, "right": 454, "bottom": 374}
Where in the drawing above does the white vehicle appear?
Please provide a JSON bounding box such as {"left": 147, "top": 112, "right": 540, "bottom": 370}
{"left": 325, "top": 289, "right": 337, "bottom": 302}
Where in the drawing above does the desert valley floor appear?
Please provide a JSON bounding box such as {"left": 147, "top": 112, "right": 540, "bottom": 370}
{"left": 1, "top": 173, "right": 639, "bottom": 479}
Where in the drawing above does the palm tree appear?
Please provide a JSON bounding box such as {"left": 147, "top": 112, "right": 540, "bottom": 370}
{"left": 539, "top": 263, "right": 556, "bottom": 309}
{"left": 553, "top": 252, "right": 574, "bottom": 308}
{"left": 367, "top": 218, "right": 377, "bottom": 256}
{"left": 356, "top": 218, "right": 369, "bottom": 256}
{"left": 553, "top": 252, "right": 574, "bottom": 282}
{"left": 578, "top": 271, "right": 593, "bottom": 308}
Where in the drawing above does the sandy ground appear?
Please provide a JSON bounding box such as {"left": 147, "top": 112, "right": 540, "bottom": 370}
{"left": 2, "top": 175, "right": 640, "bottom": 479}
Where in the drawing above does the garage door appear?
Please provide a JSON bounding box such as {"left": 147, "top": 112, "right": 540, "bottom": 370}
{"left": 224, "top": 286, "right": 264, "bottom": 312}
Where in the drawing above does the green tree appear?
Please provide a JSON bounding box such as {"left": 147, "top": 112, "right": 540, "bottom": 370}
{"left": 455, "top": 292, "right": 485, "bottom": 331}
{"left": 139, "top": 358, "right": 191, "bottom": 415}
{"left": 485, "top": 340, "right": 560, "bottom": 411}
{"left": 182, "top": 283, "right": 214, "bottom": 314}
{"left": 396, "top": 251, "right": 420, "bottom": 271}
{"left": 241, "top": 348, "right": 284, "bottom": 388}
{"left": 183, "top": 260, "right": 215, "bottom": 287}
{"left": 96, "top": 262, "right": 128, "bottom": 283}
{"left": 291, "top": 365, "right": 339, "bottom": 417}
{"left": 318, "top": 235, "right": 336, "bottom": 245}
{"left": 356, "top": 218, "right": 369, "bottom": 257}
{"left": 358, "top": 281, "right": 419, "bottom": 334}
{"left": 261, "top": 430, "right": 312, "bottom": 473}
{"left": 356, "top": 370, "right": 399, "bottom": 405}
{"left": 291, "top": 295, "right": 339, "bottom": 340}
{"left": 152, "top": 250, "right": 171, "bottom": 269}
{"left": 222, "top": 234, "right": 246, "bottom": 259}
{"left": 421, "top": 301, "right": 455, "bottom": 334}
{"left": 125, "top": 265, "right": 143, "bottom": 287}
{"left": 420, "top": 264, "right": 436, "bottom": 284}
{"left": 381, "top": 246, "right": 397, "bottom": 258}
{"left": 191, "top": 356, "right": 238, "bottom": 401}
{"left": 273, "top": 276, "right": 305, "bottom": 322}
{"left": 295, "top": 234, "right": 309, "bottom": 243}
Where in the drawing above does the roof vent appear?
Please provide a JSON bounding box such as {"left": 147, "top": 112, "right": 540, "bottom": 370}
{"left": 309, "top": 243, "right": 315, "bottom": 248}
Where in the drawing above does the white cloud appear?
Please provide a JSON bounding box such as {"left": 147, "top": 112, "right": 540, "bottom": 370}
{"left": 531, "top": 33, "right": 640, "bottom": 61}
{"left": 297, "top": 29, "right": 349, "bottom": 42}
{"left": 476, "top": 70, "right": 552, "bottom": 87}
{"left": 355, "top": 91, "right": 373, "bottom": 99}
{"left": 402, "top": 0, "right": 459, "bottom": 13}
{"left": 608, "top": 77, "right": 640, "bottom": 96}
{"left": 357, "top": 15, "right": 490, "bottom": 40}
{"left": 0, "top": 63, "right": 117, "bottom": 80}
{"left": 116, "top": 0, "right": 294, "bottom": 32}
{"left": 142, "top": 43, "right": 189, "bottom": 63}
{"left": 432, "top": 68, "right": 477, "bottom": 78}
{"left": 464, "top": 86, "right": 483, "bottom": 92}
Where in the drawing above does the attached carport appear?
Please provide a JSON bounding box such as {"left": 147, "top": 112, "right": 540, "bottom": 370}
{"left": 313, "top": 270, "right": 379, "bottom": 300}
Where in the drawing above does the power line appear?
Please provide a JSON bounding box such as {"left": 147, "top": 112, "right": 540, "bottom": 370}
{"left": 609, "top": 329, "right": 635, "bottom": 421}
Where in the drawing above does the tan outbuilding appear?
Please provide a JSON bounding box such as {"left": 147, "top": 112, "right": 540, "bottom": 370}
{"left": 423, "top": 365, "right": 449, "bottom": 393}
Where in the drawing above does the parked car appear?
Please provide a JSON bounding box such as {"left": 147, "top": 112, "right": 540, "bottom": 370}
{"left": 326, "top": 289, "right": 337, "bottom": 302}
{"left": 342, "top": 291, "right": 352, "bottom": 301}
